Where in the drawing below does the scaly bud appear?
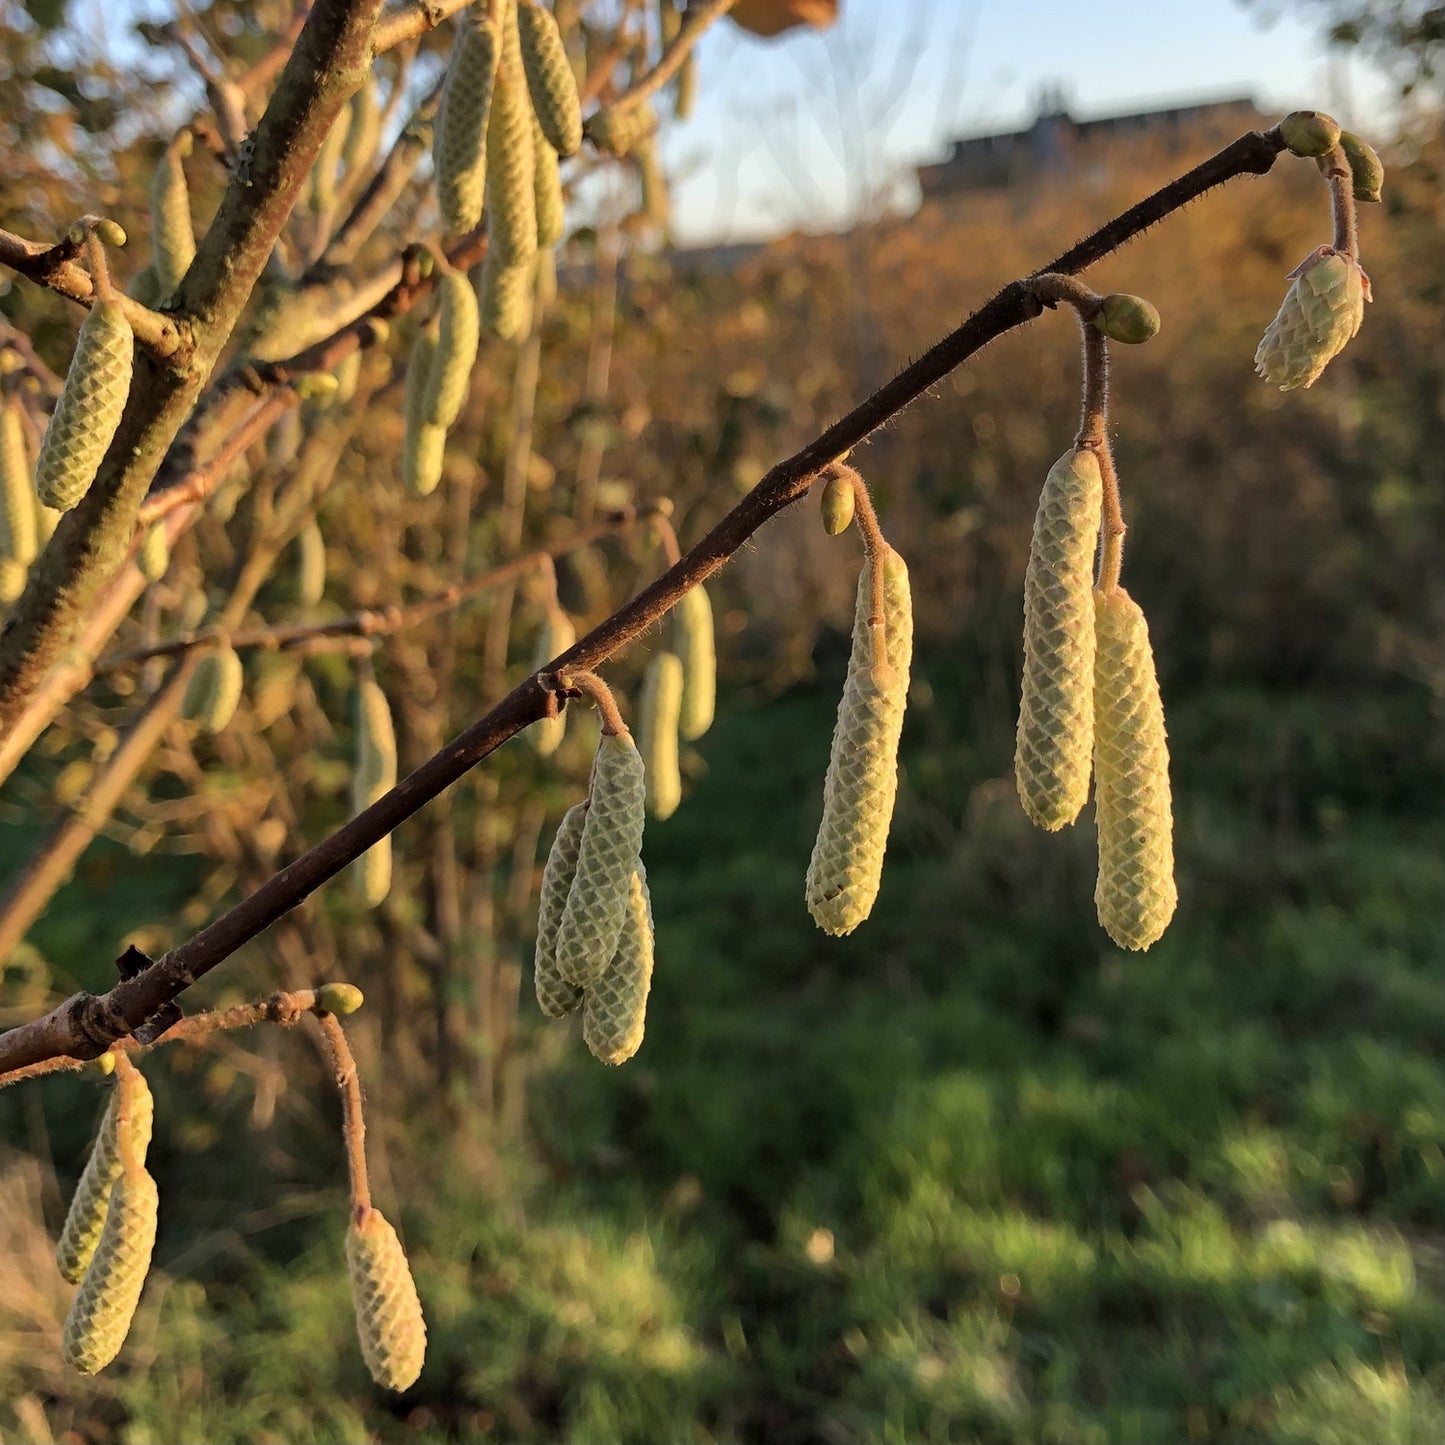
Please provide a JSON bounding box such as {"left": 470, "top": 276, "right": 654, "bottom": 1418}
{"left": 805, "top": 547, "right": 913, "bottom": 935}
{"left": 1092, "top": 294, "right": 1160, "bottom": 346}
{"left": 1092, "top": 588, "right": 1177, "bottom": 951}
{"left": 1015, "top": 449, "right": 1102, "bottom": 830}
{"left": 317, "top": 982, "right": 365, "bottom": 1015}
{"left": 583, "top": 866, "right": 655, "bottom": 1065}
{"left": 34, "top": 299, "right": 134, "bottom": 512}
{"left": 422, "top": 266, "right": 481, "bottom": 430}
{"left": 346, "top": 1208, "right": 427, "bottom": 1392}
{"left": 150, "top": 134, "right": 196, "bottom": 298}
{"left": 1279, "top": 110, "right": 1341, "bottom": 158}
{"left": 1255, "top": 246, "right": 1370, "bottom": 391}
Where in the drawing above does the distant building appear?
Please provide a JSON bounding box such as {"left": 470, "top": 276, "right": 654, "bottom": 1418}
{"left": 917, "top": 87, "right": 1266, "bottom": 199}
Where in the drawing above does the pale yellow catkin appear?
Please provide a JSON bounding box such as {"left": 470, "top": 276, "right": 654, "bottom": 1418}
{"left": 805, "top": 547, "right": 913, "bottom": 936}
{"left": 435, "top": 15, "right": 499, "bottom": 234}
{"left": 150, "top": 138, "right": 196, "bottom": 298}
{"left": 181, "top": 646, "right": 245, "bottom": 736}
{"left": 532, "top": 114, "right": 565, "bottom": 248}
{"left": 352, "top": 674, "right": 398, "bottom": 906}
{"left": 402, "top": 329, "right": 445, "bottom": 495}
{"left": 345, "top": 1208, "right": 427, "bottom": 1392}
{"left": 1015, "top": 448, "right": 1103, "bottom": 831}
{"left": 534, "top": 800, "right": 588, "bottom": 1017}
{"left": 516, "top": 0, "right": 582, "bottom": 157}
{"left": 296, "top": 518, "right": 327, "bottom": 606}
{"left": 485, "top": 11, "right": 539, "bottom": 267}
{"left": 481, "top": 253, "right": 532, "bottom": 341}
{"left": 638, "top": 651, "right": 684, "bottom": 820}
{"left": 308, "top": 101, "right": 351, "bottom": 218}
{"left": 1092, "top": 587, "right": 1177, "bottom": 951}
{"left": 56, "top": 1075, "right": 155, "bottom": 1285}
{"left": 61, "top": 1166, "right": 159, "bottom": 1376}
{"left": 422, "top": 267, "right": 481, "bottom": 431}
{"left": 344, "top": 77, "right": 383, "bottom": 175}
{"left": 137, "top": 521, "right": 169, "bottom": 583}
{"left": 35, "top": 299, "right": 134, "bottom": 512}
{"left": 555, "top": 731, "right": 647, "bottom": 987}
{"left": 529, "top": 607, "right": 575, "bottom": 757}
{"left": 582, "top": 865, "right": 654, "bottom": 1065}
{"left": 0, "top": 397, "right": 37, "bottom": 567}
{"left": 673, "top": 584, "right": 716, "bottom": 742}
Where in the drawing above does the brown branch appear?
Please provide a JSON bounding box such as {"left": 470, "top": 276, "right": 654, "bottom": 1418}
{"left": 0, "top": 0, "right": 385, "bottom": 748}
{"left": 0, "top": 126, "right": 1289, "bottom": 1075}
{"left": 610, "top": 0, "right": 736, "bottom": 114}
{"left": 0, "top": 228, "right": 185, "bottom": 358}
{"left": 373, "top": 0, "right": 477, "bottom": 53}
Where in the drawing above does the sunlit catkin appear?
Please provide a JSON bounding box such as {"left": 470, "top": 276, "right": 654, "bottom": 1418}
{"left": 532, "top": 116, "right": 565, "bottom": 248}
{"left": 35, "top": 299, "right": 134, "bottom": 512}
{"left": 639, "top": 651, "right": 684, "bottom": 820}
{"left": 585, "top": 102, "right": 654, "bottom": 158}
{"left": 150, "top": 136, "right": 196, "bottom": 298}
{"left": 345, "top": 1207, "right": 427, "bottom": 1392}
{"left": 0, "top": 398, "right": 37, "bottom": 567}
{"left": 481, "top": 254, "right": 532, "bottom": 341}
{"left": 517, "top": 0, "right": 582, "bottom": 156}
{"left": 583, "top": 866, "right": 654, "bottom": 1065}
{"left": 402, "top": 328, "right": 444, "bottom": 495}
{"left": 805, "top": 546, "right": 913, "bottom": 936}
{"left": 61, "top": 1166, "right": 159, "bottom": 1376}
{"left": 137, "top": 521, "right": 169, "bottom": 583}
{"left": 1015, "top": 448, "right": 1102, "bottom": 831}
{"left": 422, "top": 266, "right": 480, "bottom": 430}
{"left": 534, "top": 800, "right": 587, "bottom": 1018}
{"left": 352, "top": 673, "right": 397, "bottom": 906}
{"left": 1255, "top": 247, "right": 1369, "bottom": 391}
{"left": 673, "top": 584, "right": 716, "bottom": 741}
{"left": 1092, "top": 587, "right": 1177, "bottom": 951}
{"left": 529, "top": 607, "right": 575, "bottom": 757}
{"left": 484, "top": 45, "right": 539, "bottom": 267}
{"left": 435, "top": 15, "right": 498, "bottom": 234}
{"left": 296, "top": 518, "right": 327, "bottom": 606}
{"left": 56, "top": 1075, "right": 155, "bottom": 1285}
{"left": 182, "top": 646, "right": 245, "bottom": 736}
{"left": 555, "top": 731, "right": 646, "bottom": 987}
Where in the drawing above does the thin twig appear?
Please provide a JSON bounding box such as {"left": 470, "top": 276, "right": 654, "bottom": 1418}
{"left": 609, "top": 0, "right": 736, "bottom": 114}
{"left": 310, "top": 1012, "right": 371, "bottom": 1216}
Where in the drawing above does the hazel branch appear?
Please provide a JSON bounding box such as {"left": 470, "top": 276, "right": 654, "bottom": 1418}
{"left": 609, "top": 0, "right": 736, "bottom": 114}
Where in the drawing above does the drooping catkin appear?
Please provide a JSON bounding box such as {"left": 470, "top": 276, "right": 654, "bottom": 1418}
{"left": 56, "top": 1075, "right": 155, "bottom": 1285}
{"left": 555, "top": 730, "right": 647, "bottom": 987}
{"left": 150, "top": 137, "right": 196, "bottom": 298}
{"left": 181, "top": 646, "right": 245, "bottom": 736}
{"left": 1015, "top": 448, "right": 1102, "bottom": 831}
{"left": 345, "top": 1207, "right": 427, "bottom": 1392}
{"left": 484, "top": 37, "right": 539, "bottom": 267}
{"left": 296, "top": 518, "right": 327, "bottom": 606}
{"left": 583, "top": 865, "right": 654, "bottom": 1065}
{"left": 352, "top": 673, "right": 398, "bottom": 906}
{"left": 137, "top": 521, "right": 169, "bottom": 583}
{"left": 805, "top": 546, "right": 913, "bottom": 936}
{"left": 529, "top": 607, "right": 575, "bottom": 756}
{"left": 639, "top": 651, "right": 684, "bottom": 820}
{"left": 434, "top": 15, "right": 499, "bottom": 234}
{"left": 673, "top": 584, "right": 716, "bottom": 742}
{"left": 820, "top": 470, "right": 855, "bottom": 535}
{"left": 1092, "top": 587, "right": 1177, "bottom": 951}
{"left": 532, "top": 116, "right": 565, "bottom": 248}
{"left": 422, "top": 267, "right": 481, "bottom": 430}
{"left": 35, "top": 299, "right": 134, "bottom": 512}
{"left": 344, "top": 77, "right": 383, "bottom": 175}
{"left": 61, "top": 1165, "right": 159, "bottom": 1376}
{"left": 516, "top": 0, "right": 582, "bottom": 157}
{"left": 402, "top": 328, "right": 445, "bottom": 496}
{"left": 534, "top": 800, "right": 588, "bottom": 1017}
{"left": 1255, "top": 248, "right": 1369, "bottom": 391}
{"left": 481, "top": 253, "right": 532, "bottom": 341}
{"left": 0, "top": 398, "right": 37, "bottom": 567}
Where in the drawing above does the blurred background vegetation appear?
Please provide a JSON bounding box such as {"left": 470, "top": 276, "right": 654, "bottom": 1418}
{"left": 0, "top": 0, "right": 1441, "bottom": 1441}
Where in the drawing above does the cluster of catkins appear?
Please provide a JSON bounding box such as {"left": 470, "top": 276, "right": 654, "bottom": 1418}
{"left": 530, "top": 579, "right": 716, "bottom": 1061}
{"left": 52, "top": 989, "right": 427, "bottom": 1391}
{"left": 433, "top": 0, "right": 580, "bottom": 338}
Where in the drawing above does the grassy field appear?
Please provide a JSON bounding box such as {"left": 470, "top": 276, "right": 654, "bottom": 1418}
{"left": 4, "top": 630, "right": 1439, "bottom": 1445}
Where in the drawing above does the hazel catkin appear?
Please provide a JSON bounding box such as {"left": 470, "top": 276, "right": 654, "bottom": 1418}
{"left": 182, "top": 646, "right": 245, "bottom": 736}
{"left": 805, "top": 546, "right": 912, "bottom": 936}
{"left": 1092, "top": 587, "right": 1177, "bottom": 951}
{"left": 1015, "top": 448, "right": 1102, "bottom": 831}
{"left": 555, "top": 730, "right": 646, "bottom": 987}
{"left": 61, "top": 1165, "right": 159, "bottom": 1376}
{"left": 34, "top": 299, "right": 134, "bottom": 513}
{"left": 638, "top": 651, "right": 684, "bottom": 820}
{"left": 673, "top": 584, "right": 715, "bottom": 742}
{"left": 582, "top": 865, "right": 654, "bottom": 1065}
{"left": 516, "top": 0, "right": 583, "bottom": 157}
{"left": 529, "top": 607, "right": 575, "bottom": 757}
{"left": 485, "top": 33, "right": 539, "bottom": 268}
{"left": 534, "top": 800, "right": 588, "bottom": 1017}
{"left": 0, "top": 397, "right": 37, "bottom": 568}
{"left": 345, "top": 1207, "right": 427, "bottom": 1392}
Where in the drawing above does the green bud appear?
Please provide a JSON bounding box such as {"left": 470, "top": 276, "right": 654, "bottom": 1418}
{"left": 1279, "top": 110, "right": 1341, "bottom": 158}
{"left": 317, "top": 982, "right": 365, "bottom": 1015}
{"left": 1092, "top": 294, "right": 1160, "bottom": 345}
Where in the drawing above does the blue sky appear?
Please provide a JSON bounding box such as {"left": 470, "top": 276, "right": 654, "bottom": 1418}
{"left": 663, "top": 0, "right": 1395, "bottom": 244}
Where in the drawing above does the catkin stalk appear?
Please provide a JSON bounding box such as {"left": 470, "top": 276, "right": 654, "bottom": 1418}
{"left": 1092, "top": 587, "right": 1177, "bottom": 950}
{"left": 1015, "top": 448, "right": 1102, "bottom": 830}
{"left": 516, "top": 0, "right": 583, "bottom": 157}
{"left": 805, "top": 546, "right": 912, "bottom": 936}
{"left": 484, "top": 17, "right": 539, "bottom": 268}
